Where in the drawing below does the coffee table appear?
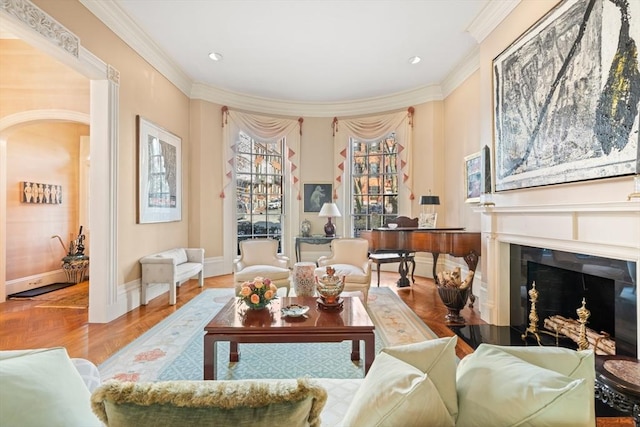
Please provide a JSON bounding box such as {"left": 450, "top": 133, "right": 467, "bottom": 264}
{"left": 203, "top": 296, "right": 375, "bottom": 380}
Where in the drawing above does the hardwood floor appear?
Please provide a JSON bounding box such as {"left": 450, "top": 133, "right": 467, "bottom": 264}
{"left": 0, "top": 272, "right": 632, "bottom": 426}
{"left": 0, "top": 273, "right": 477, "bottom": 363}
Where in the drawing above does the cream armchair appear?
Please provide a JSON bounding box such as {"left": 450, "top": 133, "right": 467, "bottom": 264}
{"left": 233, "top": 239, "right": 290, "bottom": 296}
{"left": 315, "top": 238, "right": 372, "bottom": 304}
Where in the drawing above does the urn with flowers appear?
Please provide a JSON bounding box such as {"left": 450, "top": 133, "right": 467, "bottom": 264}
{"left": 238, "top": 276, "right": 278, "bottom": 310}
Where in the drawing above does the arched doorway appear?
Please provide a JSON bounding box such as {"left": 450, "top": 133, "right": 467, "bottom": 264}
{"left": 1, "top": 2, "right": 119, "bottom": 322}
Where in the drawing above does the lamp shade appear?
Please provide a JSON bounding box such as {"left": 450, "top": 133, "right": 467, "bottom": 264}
{"left": 420, "top": 195, "right": 440, "bottom": 205}
{"left": 318, "top": 202, "right": 341, "bottom": 217}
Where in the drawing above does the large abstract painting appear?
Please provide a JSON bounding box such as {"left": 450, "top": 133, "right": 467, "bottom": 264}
{"left": 493, "top": 0, "right": 640, "bottom": 191}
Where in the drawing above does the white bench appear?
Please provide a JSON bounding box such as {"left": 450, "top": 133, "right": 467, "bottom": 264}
{"left": 140, "top": 248, "right": 204, "bottom": 305}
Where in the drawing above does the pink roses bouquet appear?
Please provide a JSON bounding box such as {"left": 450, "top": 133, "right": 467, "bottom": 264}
{"left": 239, "top": 276, "right": 278, "bottom": 309}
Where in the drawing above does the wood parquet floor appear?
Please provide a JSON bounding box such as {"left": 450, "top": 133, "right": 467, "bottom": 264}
{"left": 0, "top": 273, "right": 477, "bottom": 363}
{"left": 0, "top": 273, "right": 632, "bottom": 426}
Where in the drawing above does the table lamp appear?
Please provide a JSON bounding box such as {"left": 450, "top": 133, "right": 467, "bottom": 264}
{"left": 419, "top": 193, "right": 439, "bottom": 228}
{"left": 319, "top": 202, "right": 341, "bottom": 237}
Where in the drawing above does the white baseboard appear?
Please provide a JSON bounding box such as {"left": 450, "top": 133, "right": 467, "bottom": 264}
{"left": 6, "top": 270, "right": 67, "bottom": 296}
{"left": 107, "top": 255, "right": 230, "bottom": 320}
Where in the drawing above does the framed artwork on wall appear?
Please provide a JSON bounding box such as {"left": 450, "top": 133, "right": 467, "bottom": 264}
{"left": 21, "top": 181, "right": 62, "bottom": 204}
{"left": 303, "top": 183, "right": 332, "bottom": 213}
{"left": 464, "top": 151, "right": 482, "bottom": 203}
{"left": 137, "top": 116, "right": 182, "bottom": 223}
{"left": 493, "top": 0, "right": 639, "bottom": 191}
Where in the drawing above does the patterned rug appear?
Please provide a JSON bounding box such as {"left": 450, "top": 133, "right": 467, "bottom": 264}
{"left": 99, "top": 287, "right": 437, "bottom": 382}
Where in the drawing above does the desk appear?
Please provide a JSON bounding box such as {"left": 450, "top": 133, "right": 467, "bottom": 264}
{"left": 295, "top": 236, "right": 337, "bottom": 263}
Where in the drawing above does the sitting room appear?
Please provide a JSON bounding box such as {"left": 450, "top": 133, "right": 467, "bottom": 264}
{"left": 1, "top": 0, "right": 639, "bottom": 425}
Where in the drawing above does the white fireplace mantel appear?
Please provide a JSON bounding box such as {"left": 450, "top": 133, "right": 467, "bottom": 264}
{"left": 475, "top": 200, "right": 640, "bottom": 354}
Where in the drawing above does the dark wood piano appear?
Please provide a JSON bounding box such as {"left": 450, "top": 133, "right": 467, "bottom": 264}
{"left": 360, "top": 227, "right": 481, "bottom": 306}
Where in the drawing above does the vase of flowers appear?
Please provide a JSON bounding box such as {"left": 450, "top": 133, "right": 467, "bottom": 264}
{"left": 238, "top": 276, "right": 278, "bottom": 310}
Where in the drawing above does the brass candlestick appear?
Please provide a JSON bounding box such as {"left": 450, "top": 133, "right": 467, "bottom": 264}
{"left": 576, "top": 298, "right": 591, "bottom": 351}
{"left": 521, "top": 282, "right": 561, "bottom": 346}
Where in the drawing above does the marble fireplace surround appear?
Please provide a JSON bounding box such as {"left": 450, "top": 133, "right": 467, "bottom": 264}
{"left": 477, "top": 200, "right": 640, "bottom": 355}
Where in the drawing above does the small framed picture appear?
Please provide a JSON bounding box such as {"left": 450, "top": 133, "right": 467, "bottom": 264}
{"left": 464, "top": 151, "right": 482, "bottom": 204}
{"left": 303, "top": 183, "right": 332, "bottom": 213}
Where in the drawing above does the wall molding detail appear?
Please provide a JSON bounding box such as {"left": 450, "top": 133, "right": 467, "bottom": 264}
{"left": 1, "top": 0, "right": 79, "bottom": 57}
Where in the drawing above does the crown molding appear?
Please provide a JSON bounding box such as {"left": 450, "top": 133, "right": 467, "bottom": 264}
{"left": 79, "top": 0, "right": 192, "bottom": 96}
{"left": 191, "top": 83, "right": 443, "bottom": 117}
{"left": 441, "top": 46, "right": 480, "bottom": 98}
{"left": 81, "top": 0, "right": 518, "bottom": 115}
{"left": 467, "top": 0, "right": 521, "bottom": 43}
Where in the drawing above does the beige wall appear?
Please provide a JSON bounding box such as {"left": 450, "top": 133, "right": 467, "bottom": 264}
{"left": 297, "top": 116, "right": 336, "bottom": 234}
{"left": 443, "top": 71, "right": 481, "bottom": 230}
{"left": 33, "top": 0, "right": 192, "bottom": 286}
{"left": 188, "top": 99, "right": 223, "bottom": 258}
{"left": 6, "top": 122, "right": 87, "bottom": 280}
{"left": 411, "top": 102, "right": 446, "bottom": 224}
{"left": 0, "top": 39, "right": 89, "bottom": 116}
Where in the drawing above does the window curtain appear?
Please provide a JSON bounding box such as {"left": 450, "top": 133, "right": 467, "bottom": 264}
{"left": 220, "top": 107, "right": 302, "bottom": 200}
{"left": 332, "top": 108, "right": 414, "bottom": 200}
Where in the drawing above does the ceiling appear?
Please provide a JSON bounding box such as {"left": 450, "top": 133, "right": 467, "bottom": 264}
{"left": 82, "top": 0, "right": 520, "bottom": 105}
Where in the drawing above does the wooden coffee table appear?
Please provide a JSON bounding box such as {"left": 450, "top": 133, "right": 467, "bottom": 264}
{"left": 203, "top": 296, "right": 375, "bottom": 380}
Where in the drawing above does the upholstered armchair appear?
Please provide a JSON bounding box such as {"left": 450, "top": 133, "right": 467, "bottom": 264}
{"left": 315, "top": 238, "right": 372, "bottom": 304}
{"left": 233, "top": 239, "right": 290, "bottom": 296}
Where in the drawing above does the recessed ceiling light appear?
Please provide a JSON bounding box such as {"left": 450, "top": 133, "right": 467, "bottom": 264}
{"left": 208, "top": 52, "right": 223, "bottom": 61}
{"left": 409, "top": 56, "right": 421, "bottom": 65}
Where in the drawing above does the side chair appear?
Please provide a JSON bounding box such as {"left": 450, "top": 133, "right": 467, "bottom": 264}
{"left": 314, "top": 238, "right": 372, "bottom": 304}
{"left": 233, "top": 238, "right": 291, "bottom": 296}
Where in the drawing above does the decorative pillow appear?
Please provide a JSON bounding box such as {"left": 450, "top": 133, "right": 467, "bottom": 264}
{"left": 341, "top": 336, "right": 458, "bottom": 427}
{"left": 91, "top": 378, "right": 327, "bottom": 427}
{"left": 0, "top": 347, "right": 102, "bottom": 427}
{"left": 455, "top": 344, "right": 594, "bottom": 427}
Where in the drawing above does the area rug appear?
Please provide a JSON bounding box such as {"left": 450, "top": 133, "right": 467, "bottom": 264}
{"left": 99, "top": 287, "right": 437, "bottom": 382}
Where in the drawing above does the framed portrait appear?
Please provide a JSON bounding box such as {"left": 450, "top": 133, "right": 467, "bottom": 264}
{"left": 464, "top": 151, "right": 482, "bottom": 203}
{"left": 493, "top": 0, "right": 639, "bottom": 191}
{"left": 303, "top": 183, "right": 332, "bottom": 212}
{"left": 137, "top": 115, "right": 182, "bottom": 223}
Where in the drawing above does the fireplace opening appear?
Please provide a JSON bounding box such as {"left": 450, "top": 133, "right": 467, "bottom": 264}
{"left": 510, "top": 245, "right": 637, "bottom": 358}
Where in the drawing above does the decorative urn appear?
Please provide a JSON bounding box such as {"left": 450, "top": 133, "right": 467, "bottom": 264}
{"left": 315, "top": 266, "right": 345, "bottom": 308}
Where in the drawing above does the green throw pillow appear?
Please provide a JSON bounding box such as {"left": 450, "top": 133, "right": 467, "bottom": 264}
{"left": 91, "top": 378, "right": 327, "bottom": 427}
{"left": 341, "top": 336, "right": 458, "bottom": 427}
{"left": 455, "top": 344, "right": 594, "bottom": 427}
{"left": 0, "top": 347, "right": 102, "bottom": 427}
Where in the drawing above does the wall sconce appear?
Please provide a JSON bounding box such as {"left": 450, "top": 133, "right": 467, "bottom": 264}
{"left": 318, "top": 203, "right": 341, "bottom": 237}
{"left": 419, "top": 193, "right": 439, "bottom": 228}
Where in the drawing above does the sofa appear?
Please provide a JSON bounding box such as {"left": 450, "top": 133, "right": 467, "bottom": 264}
{"left": 0, "top": 338, "right": 595, "bottom": 427}
{"left": 139, "top": 248, "right": 204, "bottom": 305}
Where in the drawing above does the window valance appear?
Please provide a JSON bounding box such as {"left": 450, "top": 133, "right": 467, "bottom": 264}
{"left": 221, "top": 107, "right": 302, "bottom": 199}
{"left": 331, "top": 108, "right": 414, "bottom": 200}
